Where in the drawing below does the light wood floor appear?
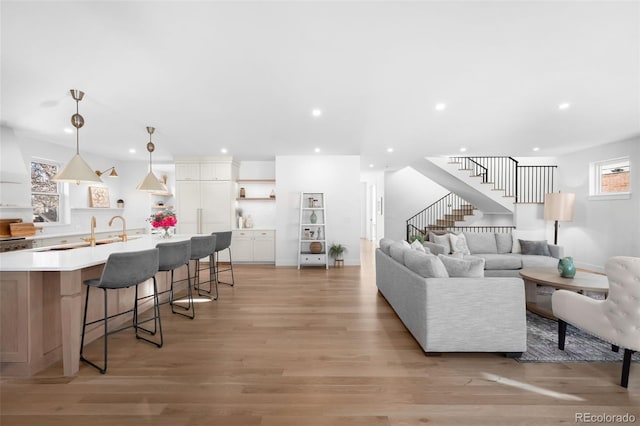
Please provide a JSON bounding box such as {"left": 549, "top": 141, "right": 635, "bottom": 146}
{"left": 2, "top": 241, "right": 639, "bottom": 425}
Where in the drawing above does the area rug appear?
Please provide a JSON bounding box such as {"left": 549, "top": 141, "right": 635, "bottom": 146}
{"left": 517, "top": 312, "right": 640, "bottom": 363}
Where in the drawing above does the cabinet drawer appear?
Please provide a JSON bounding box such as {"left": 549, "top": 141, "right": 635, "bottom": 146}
{"left": 300, "top": 254, "right": 326, "bottom": 265}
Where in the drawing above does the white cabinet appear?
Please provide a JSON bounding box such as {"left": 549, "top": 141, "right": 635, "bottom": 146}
{"left": 176, "top": 181, "right": 233, "bottom": 234}
{"left": 175, "top": 159, "right": 237, "bottom": 235}
{"left": 298, "top": 192, "right": 328, "bottom": 269}
{"left": 232, "top": 229, "right": 275, "bottom": 263}
{"left": 176, "top": 161, "right": 232, "bottom": 181}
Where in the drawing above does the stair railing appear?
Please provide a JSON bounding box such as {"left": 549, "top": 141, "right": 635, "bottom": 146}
{"left": 406, "top": 193, "right": 474, "bottom": 241}
{"left": 449, "top": 156, "right": 557, "bottom": 203}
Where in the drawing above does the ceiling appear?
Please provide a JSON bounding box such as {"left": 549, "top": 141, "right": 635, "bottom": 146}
{"left": 1, "top": 1, "right": 638, "bottom": 172}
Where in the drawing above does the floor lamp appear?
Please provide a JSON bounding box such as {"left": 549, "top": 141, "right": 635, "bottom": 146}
{"left": 543, "top": 192, "right": 575, "bottom": 245}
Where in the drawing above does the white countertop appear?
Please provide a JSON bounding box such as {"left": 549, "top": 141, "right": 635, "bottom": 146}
{"left": 0, "top": 234, "right": 192, "bottom": 272}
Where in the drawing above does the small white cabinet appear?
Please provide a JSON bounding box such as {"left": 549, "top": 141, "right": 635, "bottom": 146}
{"left": 232, "top": 229, "right": 275, "bottom": 263}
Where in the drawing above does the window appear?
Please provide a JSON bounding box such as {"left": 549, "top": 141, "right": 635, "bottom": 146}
{"left": 589, "top": 157, "right": 631, "bottom": 200}
{"left": 31, "top": 160, "right": 61, "bottom": 223}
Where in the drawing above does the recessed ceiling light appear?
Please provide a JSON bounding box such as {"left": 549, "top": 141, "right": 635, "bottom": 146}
{"left": 220, "top": 148, "right": 228, "bottom": 154}
{"left": 459, "top": 147, "right": 467, "bottom": 152}
{"left": 435, "top": 103, "right": 447, "bottom": 111}
{"left": 558, "top": 102, "right": 571, "bottom": 110}
{"left": 369, "top": 164, "right": 374, "bottom": 168}
{"left": 312, "top": 108, "right": 322, "bottom": 117}
{"left": 63, "top": 127, "right": 73, "bottom": 134}
{"left": 387, "top": 148, "right": 394, "bottom": 153}
{"left": 532, "top": 147, "right": 540, "bottom": 152}
{"left": 129, "top": 148, "right": 136, "bottom": 154}
{"left": 314, "top": 147, "right": 320, "bottom": 153}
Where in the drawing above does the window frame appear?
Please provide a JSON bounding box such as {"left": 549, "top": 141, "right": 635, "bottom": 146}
{"left": 30, "top": 158, "right": 66, "bottom": 225}
{"left": 588, "top": 156, "right": 631, "bottom": 201}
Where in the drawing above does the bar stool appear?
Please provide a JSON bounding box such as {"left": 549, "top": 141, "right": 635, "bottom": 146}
{"left": 212, "top": 231, "right": 235, "bottom": 287}
{"left": 80, "top": 248, "right": 161, "bottom": 374}
{"left": 157, "top": 239, "right": 194, "bottom": 319}
{"left": 190, "top": 235, "right": 218, "bottom": 300}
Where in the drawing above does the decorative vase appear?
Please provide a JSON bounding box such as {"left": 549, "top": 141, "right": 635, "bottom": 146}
{"left": 245, "top": 215, "right": 254, "bottom": 228}
{"left": 161, "top": 227, "right": 172, "bottom": 239}
{"left": 558, "top": 257, "right": 576, "bottom": 278}
{"left": 310, "top": 210, "right": 317, "bottom": 224}
{"left": 310, "top": 242, "right": 322, "bottom": 254}
{"left": 239, "top": 187, "right": 246, "bottom": 198}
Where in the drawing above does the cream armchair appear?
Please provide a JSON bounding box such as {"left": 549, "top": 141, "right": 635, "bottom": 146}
{"left": 551, "top": 256, "right": 640, "bottom": 388}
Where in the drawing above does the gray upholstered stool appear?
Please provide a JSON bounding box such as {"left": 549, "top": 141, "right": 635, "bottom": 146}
{"left": 190, "top": 235, "right": 218, "bottom": 300}
{"left": 157, "top": 239, "right": 194, "bottom": 319}
{"left": 212, "top": 231, "right": 235, "bottom": 287}
{"left": 80, "top": 248, "right": 161, "bottom": 374}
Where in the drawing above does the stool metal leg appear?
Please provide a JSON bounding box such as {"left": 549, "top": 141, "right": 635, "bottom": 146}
{"left": 135, "top": 277, "right": 163, "bottom": 348}
{"left": 195, "top": 255, "right": 218, "bottom": 300}
{"left": 170, "top": 264, "right": 195, "bottom": 319}
{"left": 216, "top": 248, "right": 235, "bottom": 287}
{"left": 80, "top": 287, "right": 109, "bottom": 374}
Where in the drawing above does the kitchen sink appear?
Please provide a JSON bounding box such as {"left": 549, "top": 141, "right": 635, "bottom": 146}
{"left": 34, "top": 236, "right": 142, "bottom": 252}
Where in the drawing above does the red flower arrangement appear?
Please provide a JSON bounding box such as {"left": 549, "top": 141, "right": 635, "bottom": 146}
{"left": 148, "top": 210, "right": 177, "bottom": 228}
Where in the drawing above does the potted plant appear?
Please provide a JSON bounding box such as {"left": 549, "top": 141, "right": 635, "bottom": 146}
{"left": 329, "top": 243, "right": 346, "bottom": 265}
{"left": 408, "top": 234, "right": 425, "bottom": 244}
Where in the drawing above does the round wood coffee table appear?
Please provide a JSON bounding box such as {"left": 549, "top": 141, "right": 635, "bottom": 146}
{"left": 519, "top": 268, "right": 609, "bottom": 319}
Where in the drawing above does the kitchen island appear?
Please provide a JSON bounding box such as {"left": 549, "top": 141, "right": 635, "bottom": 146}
{"left": 0, "top": 234, "right": 192, "bottom": 377}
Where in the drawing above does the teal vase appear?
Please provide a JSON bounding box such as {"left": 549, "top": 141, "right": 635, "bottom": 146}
{"left": 558, "top": 257, "right": 576, "bottom": 278}
{"left": 310, "top": 210, "right": 317, "bottom": 224}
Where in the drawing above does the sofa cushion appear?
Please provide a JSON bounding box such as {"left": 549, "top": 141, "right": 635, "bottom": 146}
{"left": 473, "top": 253, "right": 522, "bottom": 270}
{"left": 519, "top": 239, "right": 551, "bottom": 256}
{"left": 404, "top": 250, "right": 449, "bottom": 278}
{"left": 429, "top": 232, "right": 451, "bottom": 254}
{"left": 379, "top": 238, "right": 394, "bottom": 256}
{"left": 463, "top": 232, "right": 498, "bottom": 254}
{"left": 495, "top": 233, "right": 513, "bottom": 254}
{"left": 449, "top": 233, "right": 471, "bottom": 255}
{"left": 389, "top": 242, "right": 409, "bottom": 264}
{"left": 438, "top": 254, "right": 485, "bottom": 277}
{"left": 520, "top": 254, "right": 559, "bottom": 269}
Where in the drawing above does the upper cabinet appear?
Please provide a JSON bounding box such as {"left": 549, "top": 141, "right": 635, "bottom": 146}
{"left": 176, "top": 160, "right": 234, "bottom": 181}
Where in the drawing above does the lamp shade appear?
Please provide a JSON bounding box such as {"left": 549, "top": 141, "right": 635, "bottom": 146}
{"left": 544, "top": 192, "right": 575, "bottom": 222}
{"left": 136, "top": 171, "right": 166, "bottom": 191}
{"left": 53, "top": 154, "right": 102, "bottom": 184}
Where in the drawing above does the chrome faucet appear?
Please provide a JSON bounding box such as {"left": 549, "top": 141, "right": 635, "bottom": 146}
{"left": 109, "top": 215, "right": 127, "bottom": 242}
{"left": 83, "top": 216, "right": 97, "bottom": 247}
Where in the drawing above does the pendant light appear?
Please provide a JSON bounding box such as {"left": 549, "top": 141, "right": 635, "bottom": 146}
{"left": 136, "top": 126, "right": 165, "bottom": 191}
{"left": 52, "top": 89, "right": 102, "bottom": 184}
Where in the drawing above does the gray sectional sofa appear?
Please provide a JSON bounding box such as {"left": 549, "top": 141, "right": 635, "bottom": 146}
{"left": 424, "top": 231, "right": 564, "bottom": 277}
{"left": 376, "top": 238, "right": 527, "bottom": 355}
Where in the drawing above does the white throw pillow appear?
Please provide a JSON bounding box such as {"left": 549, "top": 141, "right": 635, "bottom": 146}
{"left": 511, "top": 229, "right": 546, "bottom": 253}
{"left": 449, "top": 233, "right": 471, "bottom": 255}
{"left": 437, "top": 254, "right": 485, "bottom": 278}
{"left": 410, "top": 240, "right": 426, "bottom": 252}
{"left": 429, "top": 232, "right": 452, "bottom": 254}
{"left": 402, "top": 240, "right": 411, "bottom": 249}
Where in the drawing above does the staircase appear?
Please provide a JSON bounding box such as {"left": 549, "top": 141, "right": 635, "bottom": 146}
{"left": 406, "top": 193, "right": 480, "bottom": 240}
{"left": 407, "top": 156, "right": 558, "bottom": 239}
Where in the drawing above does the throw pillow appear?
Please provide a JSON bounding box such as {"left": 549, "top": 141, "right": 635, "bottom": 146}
{"left": 428, "top": 232, "right": 452, "bottom": 254}
{"left": 404, "top": 250, "right": 449, "bottom": 278}
{"left": 402, "top": 240, "right": 411, "bottom": 249}
{"left": 437, "top": 254, "right": 485, "bottom": 278}
{"left": 519, "top": 239, "right": 551, "bottom": 256}
{"left": 449, "top": 233, "right": 471, "bottom": 255}
{"left": 410, "top": 239, "right": 426, "bottom": 252}
{"left": 511, "top": 229, "right": 545, "bottom": 253}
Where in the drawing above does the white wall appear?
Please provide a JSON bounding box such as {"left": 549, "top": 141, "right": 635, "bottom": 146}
{"left": 555, "top": 137, "right": 640, "bottom": 272}
{"left": 275, "top": 155, "right": 361, "bottom": 266}
{"left": 383, "top": 166, "right": 449, "bottom": 242}
{"left": 0, "top": 125, "right": 155, "bottom": 235}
